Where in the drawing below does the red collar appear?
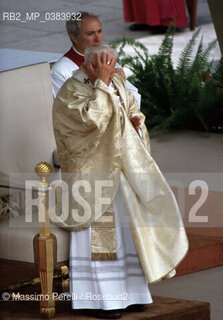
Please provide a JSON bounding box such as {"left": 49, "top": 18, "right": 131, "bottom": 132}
{"left": 64, "top": 47, "right": 84, "bottom": 67}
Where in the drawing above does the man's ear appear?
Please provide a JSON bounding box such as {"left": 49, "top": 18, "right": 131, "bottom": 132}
{"left": 70, "top": 33, "right": 78, "bottom": 45}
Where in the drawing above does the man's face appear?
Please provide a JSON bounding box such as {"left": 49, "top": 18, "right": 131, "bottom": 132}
{"left": 71, "top": 18, "right": 103, "bottom": 54}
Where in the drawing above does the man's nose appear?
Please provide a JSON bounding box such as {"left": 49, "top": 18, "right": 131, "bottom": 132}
{"left": 94, "top": 34, "right": 99, "bottom": 42}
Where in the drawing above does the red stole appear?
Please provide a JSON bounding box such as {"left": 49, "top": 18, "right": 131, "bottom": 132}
{"left": 64, "top": 47, "right": 84, "bottom": 67}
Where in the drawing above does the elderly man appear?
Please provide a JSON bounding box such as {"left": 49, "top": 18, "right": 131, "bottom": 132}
{"left": 53, "top": 46, "right": 188, "bottom": 319}
{"left": 51, "top": 11, "right": 141, "bottom": 107}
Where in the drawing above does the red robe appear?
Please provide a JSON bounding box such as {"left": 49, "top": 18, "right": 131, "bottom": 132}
{"left": 123, "top": 0, "right": 188, "bottom": 27}
{"left": 64, "top": 47, "right": 84, "bottom": 67}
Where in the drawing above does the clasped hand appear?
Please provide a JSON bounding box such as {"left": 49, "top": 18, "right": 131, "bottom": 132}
{"left": 83, "top": 52, "right": 116, "bottom": 86}
{"left": 83, "top": 52, "right": 140, "bottom": 132}
{"left": 130, "top": 116, "right": 142, "bottom": 133}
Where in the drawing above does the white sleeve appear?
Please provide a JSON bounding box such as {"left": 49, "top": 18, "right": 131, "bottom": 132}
{"left": 116, "top": 62, "right": 141, "bottom": 109}
{"left": 51, "top": 57, "right": 79, "bottom": 98}
{"left": 125, "top": 79, "right": 141, "bottom": 109}
{"left": 51, "top": 71, "right": 67, "bottom": 98}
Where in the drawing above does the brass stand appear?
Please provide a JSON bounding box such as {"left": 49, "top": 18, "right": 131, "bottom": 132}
{"left": 35, "top": 162, "right": 55, "bottom": 318}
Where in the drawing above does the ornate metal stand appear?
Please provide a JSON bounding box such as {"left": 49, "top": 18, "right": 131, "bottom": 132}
{"left": 35, "top": 162, "right": 55, "bottom": 318}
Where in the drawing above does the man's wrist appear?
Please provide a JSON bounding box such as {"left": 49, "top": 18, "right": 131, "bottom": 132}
{"left": 94, "top": 79, "right": 111, "bottom": 91}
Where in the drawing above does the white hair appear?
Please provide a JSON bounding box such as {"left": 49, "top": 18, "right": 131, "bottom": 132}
{"left": 84, "top": 46, "right": 117, "bottom": 64}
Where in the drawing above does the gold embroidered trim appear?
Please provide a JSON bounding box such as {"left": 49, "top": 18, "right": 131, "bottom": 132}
{"left": 91, "top": 205, "right": 117, "bottom": 261}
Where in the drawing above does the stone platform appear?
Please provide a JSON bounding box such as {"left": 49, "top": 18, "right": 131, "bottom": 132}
{"left": 0, "top": 296, "right": 210, "bottom": 320}
{"left": 1, "top": 228, "right": 223, "bottom": 290}
{"left": 176, "top": 231, "right": 223, "bottom": 276}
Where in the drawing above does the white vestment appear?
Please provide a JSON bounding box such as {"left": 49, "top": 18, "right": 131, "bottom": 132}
{"left": 69, "top": 184, "right": 153, "bottom": 310}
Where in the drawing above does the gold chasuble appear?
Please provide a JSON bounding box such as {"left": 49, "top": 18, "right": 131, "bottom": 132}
{"left": 53, "top": 69, "right": 189, "bottom": 284}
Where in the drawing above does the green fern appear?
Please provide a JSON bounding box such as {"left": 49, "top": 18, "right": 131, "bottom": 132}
{"left": 109, "top": 29, "right": 223, "bottom": 134}
{"left": 176, "top": 28, "right": 201, "bottom": 76}
{"left": 158, "top": 27, "right": 174, "bottom": 70}
{"left": 212, "top": 59, "right": 223, "bottom": 88}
